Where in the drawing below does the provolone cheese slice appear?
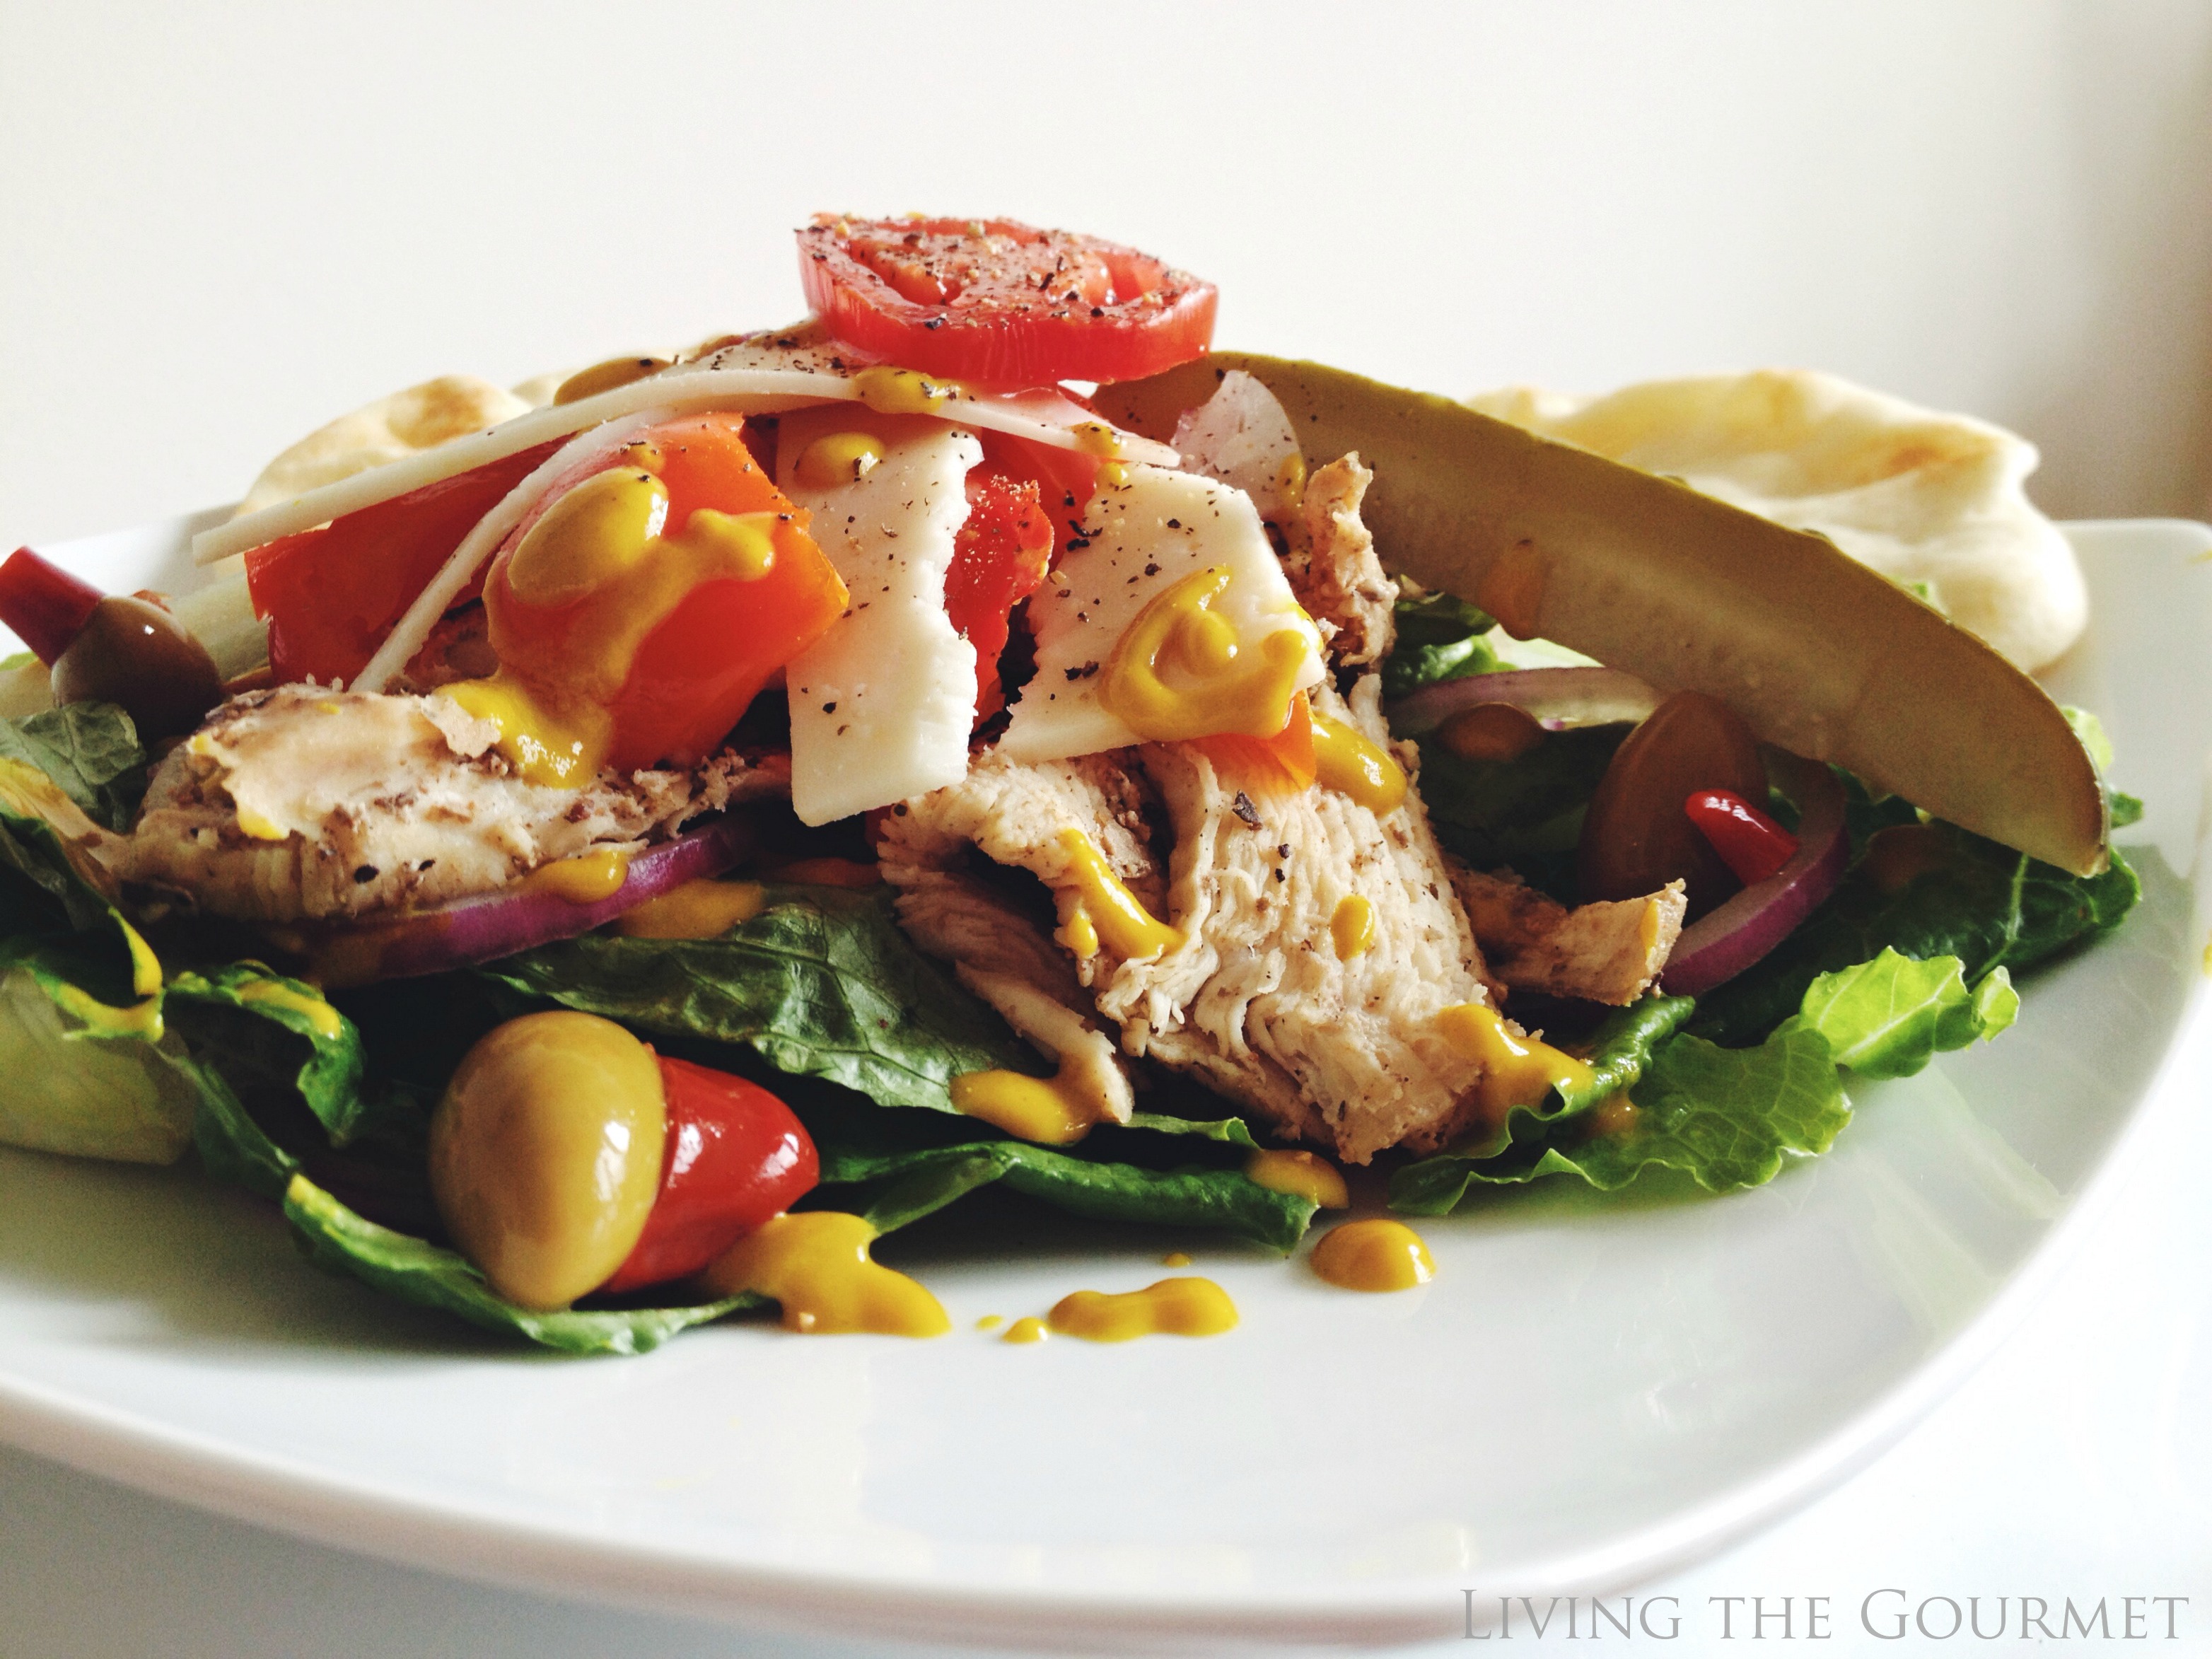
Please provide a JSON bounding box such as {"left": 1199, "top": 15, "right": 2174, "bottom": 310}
{"left": 779, "top": 410, "right": 982, "bottom": 825}
{"left": 999, "top": 463, "right": 1325, "bottom": 764}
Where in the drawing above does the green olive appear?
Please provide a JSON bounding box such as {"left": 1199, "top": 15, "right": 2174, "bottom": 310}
{"left": 50, "top": 595, "right": 224, "bottom": 740}
{"left": 1578, "top": 690, "right": 1766, "bottom": 914}
{"left": 428, "top": 1011, "right": 667, "bottom": 1310}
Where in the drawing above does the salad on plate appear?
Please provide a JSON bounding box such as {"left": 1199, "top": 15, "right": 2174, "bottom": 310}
{"left": 0, "top": 215, "right": 2141, "bottom": 1353}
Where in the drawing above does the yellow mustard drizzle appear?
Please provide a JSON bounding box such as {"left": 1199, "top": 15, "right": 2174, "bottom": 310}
{"left": 455, "top": 460, "right": 800, "bottom": 788}
{"left": 950, "top": 1065, "right": 1099, "bottom": 1146}
{"left": 1310, "top": 1219, "right": 1436, "bottom": 1292}
{"left": 1054, "top": 829, "right": 1177, "bottom": 960}
{"left": 1437, "top": 1001, "right": 1597, "bottom": 1117}
{"left": 1244, "top": 1148, "right": 1350, "bottom": 1209}
{"left": 441, "top": 673, "right": 607, "bottom": 788}
{"left": 234, "top": 802, "right": 289, "bottom": 841}
{"left": 1310, "top": 711, "right": 1408, "bottom": 815}
{"left": 1058, "top": 907, "right": 1101, "bottom": 959}
{"left": 1274, "top": 450, "right": 1308, "bottom": 513}
{"left": 611, "top": 878, "right": 767, "bottom": 940}
{"left": 851, "top": 364, "right": 957, "bottom": 415}
{"left": 552, "top": 355, "right": 670, "bottom": 405}
{"left": 1163, "top": 1250, "right": 1194, "bottom": 1267}
{"left": 1002, "top": 1315, "right": 1049, "bottom": 1344}
{"left": 1045, "top": 1278, "right": 1238, "bottom": 1342}
{"left": 1099, "top": 565, "right": 1314, "bottom": 743}
{"left": 52, "top": 916, "right": 167, "bottom": 1040}
{"left": 1591, "top": 1093, "right": 1640, "bottom": 1136}
{"left": 699, "top": 1211, "right": 950, "bottom": 1337}
{"left": 792, "top": 431, "right": 887, "bottom": 491}
{"left": 238, "top": 979, "right": 343, "bottom": 1041}
{"left": 1071, "top": 421, "right": 1129, "bottom": 487}
{"left": 1330, "top": 894, "right": 1376, "bottom": 959}
{"left": 523, "top": 848, "right": 631, "bottom": 904}
{"left": 975, "top": 1314, "right": 1004, "bottom": 1331}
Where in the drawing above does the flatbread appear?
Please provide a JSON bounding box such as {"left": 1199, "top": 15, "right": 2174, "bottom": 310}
{"left": 233, "top": 375, "right": 532, "bottom": 518}
{"left": 1465, "top": 369, "right": 2087, "bottom": 672}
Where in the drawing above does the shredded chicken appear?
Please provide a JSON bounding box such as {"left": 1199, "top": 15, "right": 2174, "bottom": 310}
{"left": 1451, "top": 866, "right": 1686, "bottom": 1006}
{"left": 1283, "top": 454, "right": 1397, "bottom": 668}
{"left": 115, "top": 685, "right": 786, "bottom": 922}
{"left": 883, "top": 461, "right": 1506, "bottom": 1163}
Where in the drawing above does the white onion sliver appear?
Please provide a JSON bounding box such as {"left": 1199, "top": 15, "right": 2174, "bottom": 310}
{"left": 351, "top": 409, "right": 664, "bottom": 694}
{"left": 194, "top": 368, "right": 1173, "bottom": 566}
{"left": 1658, "top": 752, "right": 1849, "bottom": 997}
{"left": 1389, "top": 666, "right": 1659, "bottom": 734}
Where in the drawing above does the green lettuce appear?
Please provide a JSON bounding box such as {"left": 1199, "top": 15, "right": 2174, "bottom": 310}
{"left": 0, "top": 702, "right": 146, "bottom": 832}
{"left": 0, "top": 954, "right": 197, "bottom": 1163}
{"left": 480, "top": 883, "right": 1035, "bottom": 1115}
{"left": 1415, "top": 723, "right": 1629, "bottom": 898}
{"left": 1380, "top": 588, "right": 1498, "bottom": 700}
{"left": 1788, "top": 948, "right": 2017, "bottom": 1078}
{"left": 283, "top": 1175, "right": 760, "bottom": 1356}
{"left": 1688, "top": 824, "right": 2137, "bottom": 1047}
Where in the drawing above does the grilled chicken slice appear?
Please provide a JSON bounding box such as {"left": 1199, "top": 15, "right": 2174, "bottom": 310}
{"left": 1451, "top": 866, "right": 1687, "bottom": 1006}
{"left": 117, "top": 685, "right": 786, "bottom": 922}
{"left": 1283, "top": 453, "right": 1397, "bottom": 668}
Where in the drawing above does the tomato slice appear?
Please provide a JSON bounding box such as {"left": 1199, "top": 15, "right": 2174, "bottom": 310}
{"left": 598, "top": 1056, "right": 818, "bottom": 1295}
{"left": 798, "top": 215, "right": 1218, "bottom": 385}
{"left": 944, "top": 469, "right": 1053, "bottom": 719}
{"left": 244, "top": 441, "right": 561, "bottom": 687}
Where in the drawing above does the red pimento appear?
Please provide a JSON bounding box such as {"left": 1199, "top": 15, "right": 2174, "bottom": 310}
{"left": 943, "top": 470, "right": 1053, "bottom": 719}
{"left": 600, "top": 1056, "right": 818, "bottom": 1296}
{"left": 1684, "top": 788, "right": 1802, "bottom": 886}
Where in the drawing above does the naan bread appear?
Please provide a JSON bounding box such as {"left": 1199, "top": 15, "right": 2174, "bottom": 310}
{"left": 233, "top": 375, "right": 532, "bottom": 518}
{"left": 1466, "top": 369, "right": 2087, "bottom": 672}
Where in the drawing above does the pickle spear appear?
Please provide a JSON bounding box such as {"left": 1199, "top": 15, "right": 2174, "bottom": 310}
{"left": 1095, "top": 354, "right": 2108, "bottom": 876}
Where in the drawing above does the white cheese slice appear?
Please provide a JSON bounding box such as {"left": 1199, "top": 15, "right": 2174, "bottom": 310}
{"left": 779, "top": 412, "right": 982, "bottom": 825}
{"left": 195, "top": 327, "right": 1175, "bottom": 566}
{"left": 999, "top": 463, "right": 1325, "bottom": 764}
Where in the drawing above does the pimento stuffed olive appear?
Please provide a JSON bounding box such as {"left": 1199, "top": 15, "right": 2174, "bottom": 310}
{"left": 428, "top": 1011, "right": 816, "bottom": 1310}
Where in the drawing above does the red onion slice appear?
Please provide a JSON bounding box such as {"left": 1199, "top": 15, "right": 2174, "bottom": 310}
{"left": 287, "top": 813, "right": 760, "bottom": 988}
{"left": 1390, "top": 666, "right": 1659, "bottom": 735}
{"left": 1659, "top": 751, "right": 1849, "bottom": 997}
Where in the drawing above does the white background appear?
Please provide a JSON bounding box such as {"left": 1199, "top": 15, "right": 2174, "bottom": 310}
{"left": 3, "top": 3, "right": 2209, "bottom": 1653}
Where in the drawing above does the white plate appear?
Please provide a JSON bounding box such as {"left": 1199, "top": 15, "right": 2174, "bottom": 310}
{"left": 1, "top": 518, "right": 2206, "bottom": 1650}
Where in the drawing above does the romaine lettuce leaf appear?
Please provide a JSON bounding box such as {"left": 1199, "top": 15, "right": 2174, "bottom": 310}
{"left": 1381, "top": 588, "right": 1498, "bottom": 700}
{"left": 1788, "top": 948, "right": 2017, "bottom": 1078}
{"left": 479, "top": 883, "right": 1036, "bottom": 1114}
{"left": 0, "top": 702, "right": 146, "bottom": 832}
{"left": 283, "top": 1174, "right": 759, "bottom": 1356}
{"left": 1416, "top": 723, "right": 1629, "bottom": 899}
{"left": 0, "top": 756, "right": 122, "bottom": 933}
{"left": 0, "top": 958, "right": 197, "bottom": 1163}
{"left": 1688, "top": 825, "right": 2137, "bottom": 1046}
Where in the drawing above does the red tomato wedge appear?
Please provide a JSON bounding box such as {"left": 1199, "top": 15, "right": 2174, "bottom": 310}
{"left": 599, "top": 1056, "right": 817, "bottom": 1295}
{"left": 243, "top": 441, "right": 562, "bottom": 687}
{"left": 484, "top": 412, "right": 849, "bottom": 772}
{"left": 798, "top": 216, "right": 1218, "bottom": 385}
{"left": 944, "top": 469, "right": 1053, "bottom": 719}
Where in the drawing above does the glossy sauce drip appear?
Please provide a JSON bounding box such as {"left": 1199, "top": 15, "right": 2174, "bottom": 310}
{"left": 1590, "top": 1093, "right": 1640, "bottom": 1136}
{"left": 1437, "top": 1001, "right": 1595, "bottom": 1117}
{"left": 1001, "top": 1316, "right": 1049, "bottom": 1344}
{"left": 553, "top": 356, "right": 670, "bottom": 404}
{"left": 851, "top": 365, "right": 957, "bottom": 415}
{"left": 525, "top": 847, "right": 632, "bottom": 904}
{"left": 1054, "top": 829, "right": 1177, "bottom": 960}
{"left": 612, "top": 878, "right": 767, "bottom": 940}
{"left": 1243, "top": 1148, "right": 1350, "bottom": 1209}
{"left": 1310, "top": 711, "right": 1408, "bottom": 815}
{"left": 792, "top": 431, "right": 886, "bottom": 490}
{"left": 237, "top": 978, "right": 343, "bottom": 1041}
{"left": 1330, "top": 894, "right": 1375, "bottom": 959}
{"left": 1098, "top": 564, "right": 1315, "bottom": 743}
{"left": 1071, "top": 421, "right": 1129, "bottom": 488}
{"left": 1310, "top": 1219, "right": 1436, "bottom": 1292}
{"left": 454, "top": 453, "right": 790, "bottom": 788}
{"left": 1045, "top": 1277, "right": 1238, "bottom": 1342}
{"left": 949, "top": 1065, "right": 1098, "bottom": 1146}
{"left": 702, "top": 1211, "right": 950, "bottom": 1337}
